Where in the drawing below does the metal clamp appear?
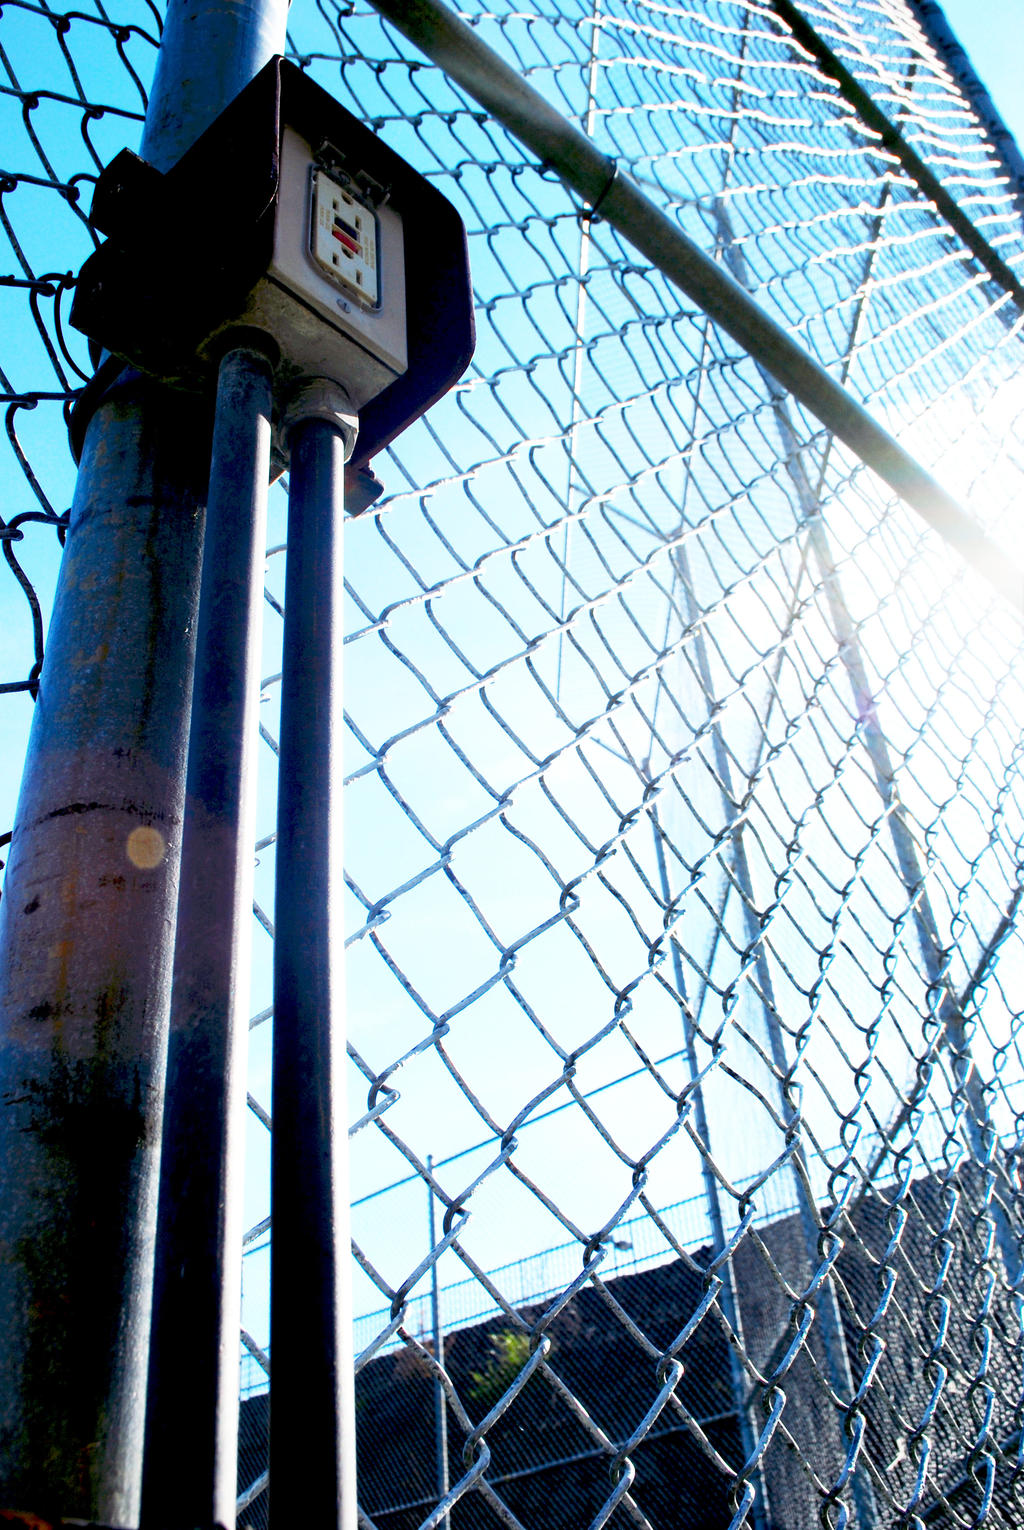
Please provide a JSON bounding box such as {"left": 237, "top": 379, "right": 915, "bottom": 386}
{"left": 282, "top": 378, "right": 359, "bottom": 462}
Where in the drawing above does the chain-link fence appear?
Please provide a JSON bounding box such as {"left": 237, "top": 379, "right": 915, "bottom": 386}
{"left": 3, "top": 0, "right": 1024, "bottom": 1525}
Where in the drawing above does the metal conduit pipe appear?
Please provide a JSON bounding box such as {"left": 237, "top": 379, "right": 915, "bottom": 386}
{"left": 270, "top": 380, "right": 359, "bottom": 1529}
{"left": 369, "top": 0, "right": 1024, "bottom": 615}
{"left": 0, "top": 0, "right": 288, "bottom": 1519}
{"left": 142, "top": 337, "right": 277, "bottom": 1530}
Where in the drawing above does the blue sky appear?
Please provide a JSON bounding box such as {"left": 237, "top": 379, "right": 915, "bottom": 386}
{"left": 939, "top": 0, "right": 1024, "bottom": 146}
{"left": 2, "top": 0, "right": 1023, "bottom": 1432}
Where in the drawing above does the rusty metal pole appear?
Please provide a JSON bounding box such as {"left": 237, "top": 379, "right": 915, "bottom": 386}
{"left": 0, "top": 1, "right": 286, "bottom": 1521}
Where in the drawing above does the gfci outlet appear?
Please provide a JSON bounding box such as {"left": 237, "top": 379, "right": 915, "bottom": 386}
{"left": 220, "top": 124, "right": 408, "bottom": 410}
{"left": 311, "top": 170, "right": 380, "bottom": 307}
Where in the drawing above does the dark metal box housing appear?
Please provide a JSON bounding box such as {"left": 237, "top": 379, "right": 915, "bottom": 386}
{"left": 71, "top": 56, "right": 475, "bottom": 473}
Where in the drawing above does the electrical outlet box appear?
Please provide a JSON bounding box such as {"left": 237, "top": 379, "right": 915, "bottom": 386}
{"left": 70, "top": 56, "right": 474, "bottom": 472}
{"left": 310, "top": 169, "right": 379, "bottom": 304}
{"left": 233, "top": 124, "right": 408, "bottom": 407}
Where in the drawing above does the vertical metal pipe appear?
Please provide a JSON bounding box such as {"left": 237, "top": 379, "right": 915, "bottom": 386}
{"left": 141, "top": 340, "right": 275, "bottom": 1530}
{"left": 708, "top": 203, "right": 880, "bottom": 1530}
{"left": 554, "top": 0, "right": 599, "bottom": 702}
{"left": 0, "top": 376, "right": 208, "bottom": 1526}
{"left": 0, "top": 0, "right": 287, "bottom": 1517}
{"left": 270, "top": 381, "right": 358, "bottom": 1529}
{"left": 668, "top": 518, "right": 877, "bottom": 1526}
{"left": 427, "top": 1157, "right": 450, "bottom": 1529}
{"left": 647, "top": 810, "right": 770, "bottom": 1530}
{"left": 714, "top": 195, "right": 1018, "bottom": 1283}
{"left": 140, "top": 0, "right": 291, "bottom": 174}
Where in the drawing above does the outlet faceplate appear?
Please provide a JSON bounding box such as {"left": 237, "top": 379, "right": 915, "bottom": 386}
{"left": 310, "top": 170, "right": 380, "bottom": 307}
{"left": 256, "top": 125, "right": 408, "bottom": 405}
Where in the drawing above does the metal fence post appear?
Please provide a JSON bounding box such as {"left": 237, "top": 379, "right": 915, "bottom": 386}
{"left": 427, "top": 1156, "right": 451, "bottom": 1529}
{"left": 0, "top": 378, "right": 208, "bottom": 1524}
{"left": 0, "top": 1, "right": 286, "bottom": 1520}
{"left": 270, "top": 380, "right": 358, "bottom": 1528}
{"left": 648, "top": 809, "right": 771, "bottom": 1530}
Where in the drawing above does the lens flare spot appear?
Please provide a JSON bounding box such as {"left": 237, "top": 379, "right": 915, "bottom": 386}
{"left": 126, "top": 825, "right": 165, "bottom": 869}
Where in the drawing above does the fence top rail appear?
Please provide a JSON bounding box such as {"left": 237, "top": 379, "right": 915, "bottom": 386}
{"left": 367, "top": 0, "right": 1024, "bottom": 612}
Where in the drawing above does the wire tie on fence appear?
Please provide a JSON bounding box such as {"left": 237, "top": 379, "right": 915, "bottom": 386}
{"left": 585, "top": 160, "right": 619, "bottom": 224}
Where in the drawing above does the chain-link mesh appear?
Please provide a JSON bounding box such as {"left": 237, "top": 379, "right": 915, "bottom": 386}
{"left": 3, "top": 0, "right": 1024, "bottom": 1526}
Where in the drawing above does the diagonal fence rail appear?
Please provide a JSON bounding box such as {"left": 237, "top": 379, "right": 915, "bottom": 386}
{"left": 2, "top": 0, "right": 1024, "bottom": 1525}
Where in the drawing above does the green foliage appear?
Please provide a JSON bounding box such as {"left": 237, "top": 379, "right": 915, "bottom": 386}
{"left": 467, "top": 1328, "right": 532, "bottom": 1411}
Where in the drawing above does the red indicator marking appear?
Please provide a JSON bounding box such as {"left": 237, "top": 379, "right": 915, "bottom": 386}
{"left": 332, "top": 229, "right": 360, "bottom": 254}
